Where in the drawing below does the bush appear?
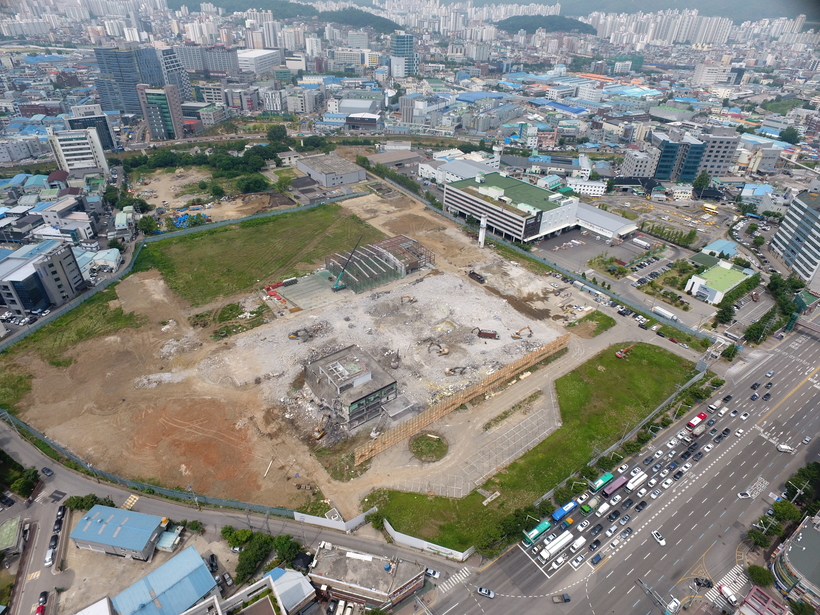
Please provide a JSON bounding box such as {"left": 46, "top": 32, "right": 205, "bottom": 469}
{"left": 622, "top": 441, "right": 642, "bottom": 455}
{"left": 661, "top": 415, "right": 673, "bottom": 427}
{"left": 64, "top": 494, "right": 116, "bottom": 510}
{"left": 537, "top": 500, "right": 555, "bottom": 517}
{"left": 366, "top": 511, "right": 385, "bottom": 530}
{"left": 747, "top": 565, "right": 774, "bottom": 587}
{"left": 747, "top": 529, "right": 771, "bottom": 548}
{"left": 235, "top": 532, "right": 275, "bottom": 584}
{"left": 580, "top": 465, "right": 599, "bottom": 481}
{"left": 273, "top": 534, "right": 301, "bottom": 566}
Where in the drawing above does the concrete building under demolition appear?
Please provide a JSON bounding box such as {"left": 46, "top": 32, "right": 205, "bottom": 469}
{"left": 304, "top": 345, "right": 398, "bottom": 428}
{"left": 324, "top": 235, "right": 435, "bottom": 294}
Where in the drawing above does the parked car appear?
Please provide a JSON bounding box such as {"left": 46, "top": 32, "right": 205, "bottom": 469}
{"left": 208, "top": 554, "right": 218, "bottom": 572}
{"left": 48, "top": 534, "right": 58, "bottom": 549}
{"left": 53, "top": 519, "right": 62, "bottom": 534}
{"left": 222, "top": 572, "right": 233, "bottom": 586}
{"left": 425, "top": 569, "right": 440, "bottom": 579}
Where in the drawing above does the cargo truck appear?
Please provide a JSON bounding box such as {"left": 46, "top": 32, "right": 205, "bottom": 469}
{"left": 652, "top": 306, "right": 678, "bottom": 321}
{"left": 537, "top": 532, "right": 574, "bottom": 564}
{"left": 552, "top": 594, "right": 571, "bottom": 603}
{"left": 707, "top": 400, "right": 722, "bottom": 413}
{"left": 632, "top": 238, "right": 651, "bottom": 250}
{"left": 560, "top": 517, "right": 574, "bottom": 531}
{"left": 580, "top": 496, "right": 600, "bottom": 516}
{"left": 691, "top": 423, "right": 706, "bottom": 437}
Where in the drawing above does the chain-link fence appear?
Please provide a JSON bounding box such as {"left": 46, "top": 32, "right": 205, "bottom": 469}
{"left": 0, "top": 410, "right": 295, "bottom": 518}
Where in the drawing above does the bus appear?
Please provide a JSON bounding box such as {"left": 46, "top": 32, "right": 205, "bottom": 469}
{"left": 522, "top": 519, "right": 552, "bottom": 547}
{"left": 625, "top": 472, "right": 647, "bottom": 493}
{"left": 687, "top": 412, "right": 708, "bottom": 430}
{"left": 551, "top": 501, "right": 578, "bottom": 523}
{"left": 601, "top": 475, "right": 629, "bottom": 498}
{"left": 703, "top": 203, "right": 718, "bottom": 215}
{"left": 590, "top": 473, "right": 614, "bottom": 493}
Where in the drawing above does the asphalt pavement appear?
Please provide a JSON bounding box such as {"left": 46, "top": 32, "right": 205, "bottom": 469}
{"left": 426, "top": 327, "right": 820, "bottom": 615}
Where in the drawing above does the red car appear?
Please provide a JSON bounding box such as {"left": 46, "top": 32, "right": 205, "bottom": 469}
{"left": 669, "top": 338, "right": 679, "bottom": 344}
{"left": 36, "top": 606, "right": 45, "bottom": 615}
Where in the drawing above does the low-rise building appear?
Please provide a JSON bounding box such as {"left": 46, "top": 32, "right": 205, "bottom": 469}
{"left": 567, "top": 178, "right": 607, "bottom": 197}
{"left": 69, "top": 505, "right": 166, "bottom": 560}
{"left": 309, "top": 542, "right": 424, "bottom": 609}
{"left": 685, "top": 261, "right": 754, "bottom": 304}
{"left": 772, "top": 513, "right": 820, "bottom": 609}
{"left": 296, "top": 154, "right": 365, "bottom": 188}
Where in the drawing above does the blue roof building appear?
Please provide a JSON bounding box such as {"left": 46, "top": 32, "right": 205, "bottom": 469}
{"left": 69, "top": 505, "right": 165, "bottom": 560}
{"left": 112, "top": 546, "right": 218, "bottom": 615}
{"left": 703, "top": 239, "right": 739, "bottom": 258}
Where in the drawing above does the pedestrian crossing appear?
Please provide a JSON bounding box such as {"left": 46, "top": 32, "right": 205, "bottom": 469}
{"left": 704, "top": 564, "right": 747, "bottom": 608}
{"left": 437, "top": 567, "right": 471, "bottom": 594}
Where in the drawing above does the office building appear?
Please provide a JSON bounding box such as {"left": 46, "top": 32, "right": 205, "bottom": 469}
{"left": 94, "top": 47, "right": 164, "bottom": 115}
{"left": 237, "top": 49, "right": 281, "bottom": 76}
{"left": 0, "top": 240, "right": 85, "bottom": 316}
{"left": 174, "top": 43, "right": 239, "bottom": 78}
{"left": 771, "top": 181, "right": 820, "bottom": 292}
{"left": 772, "top": 512, "right": 820, "bottom": 609}
{"left": 622, "top": 147, "right": 660, "bottom": 178}
{"left": 137, "top": 84, "right": 184, "bottom": 141}
{"left": 47, "top": 127, "right": 110, "bottom": 175}
{"left": 692, "top": 63, "right": 732, "bottom": 86}
{"left": 66, "top": 105, "right": 117, "bottom": 152}
{"left": 390, "top": 31, "right": 418, "bottom": 77}
{"left": 696, "top": 127, "right": 740, "bottom": 176}
{"left": 651, "top": 130, "right": 705, "bottom": 183}
{"left": 158, "top": 47, "right": 193, "bottom": 101}
{"left": 347, "top": 30, "right": 368, "bottom": 48}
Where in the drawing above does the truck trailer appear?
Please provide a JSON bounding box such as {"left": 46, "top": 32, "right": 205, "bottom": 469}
{"left": 632, "top": 238, "right": 651, "bottom": 250}
{"left": 652, "top": 306, "right": 678, "bottom": 321}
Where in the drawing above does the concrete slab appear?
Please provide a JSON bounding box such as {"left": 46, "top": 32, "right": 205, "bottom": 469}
{"left": 279, "top": 271, "right": 344, "bottom": 311}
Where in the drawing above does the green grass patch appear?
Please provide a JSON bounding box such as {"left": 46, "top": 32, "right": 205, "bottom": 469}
{"left": 577, "top": 310, "right": 616, "bottom": 336}
{"left": 0, "top": 568, "right": 13, "bottom": 605}
{"left": 409, "top": 432, "right": 449, "bottom": 461}
{"left": 0, "top": 370, "right": 32, "bottom": 414}
{"left": 217, "top": 303, "right": 243, "bottom": 322}
{"left": 614, "top": 209, "right": 639, "bottom": 220}
{"left": 1, "top": 285, "right": 144, "bottom": 365}
{"left": 760, "top": 98, "right": 806, "bottom": 116}
{"left": 133, "top": 204, "right": 385, "bottom": 306}
{"left": 295, "top": 490, "right": 332, "bottom": 517}
{"left": 484, "top": 391, "right": 542, "bottom": 431}
{"left": 370, "top": 343, "right": 694, "bottom": 550}
{"left": 658, "top": 325, "right": 710, "bottom": 349}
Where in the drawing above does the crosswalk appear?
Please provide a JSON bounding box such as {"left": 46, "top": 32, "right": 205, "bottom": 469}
{"left": 704, "top": 564, "right": 747, "bottom": 608}
{"left": 437, "top": 566, "right": 471, "bottom": 594}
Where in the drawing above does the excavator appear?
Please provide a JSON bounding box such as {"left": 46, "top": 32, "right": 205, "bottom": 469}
{"left": 400, "top": 296, "right": 418, "bottom": 304}
{"left": 511, "top": 326, "right": 533, "bottom": 339}
{"left": 428, "top": 342, "right": 450, "bottom": 356}
{"left": 445, "top": 366, "right": 468, "bottom": 376}
{"left": 313, "top": 414, "right": 330, "bottom": 440}
{"left": 288, "top": 328, "right": 311, "bottom": 341}
{"left": 615, "top": 344, "right": 634, "bottom": 359}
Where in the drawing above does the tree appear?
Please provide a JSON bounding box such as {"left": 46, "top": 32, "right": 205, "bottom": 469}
{"left": 228, "top": 528, "right": 252, "bottom": 547}
{"left": 779, "top": 127, "right": 800, "bottom": 144}
{"left": 211, "top": 184, "right": 225, "bottom": 199}
{"left": 716, "top": 304, "right": 735, "bottom": 324}
{"left": 198, "top": 180, "right": 208, "bottom": 190}
{"left": 365, "top": 511, "right": 385, "bottom": 530}
{"left": 274, "top": 176, "right": 292, "bottom": 193}
{"left": 137, "top": 216, "right": 159, "bottom": 234}
{"left": 606, "top": 178, "right": 615, "bottom": 193}
{"left": 746, "top": 223, "right": 759, "bottom": 235}
{"left": 790, "top": 601, "right": 816, "bottom": 615}
{"left": 272, "top": 534, "right": 301, "bottom": 566}
{"left": 165, "top": 217, "right": 177, "bottom": 231}
{"left": 236, "top": 175, "right": 269, "bottom": 193}
{"left": 772, "top": 499, "right": 802, "bottom": 523}
{"left": 693, "top": 170, "right": 710, "bottom": 191}
{"left": 747, "top": 529, "right": 771, "bottom": 548}
{"left": 753, "top": 235, "right": 765, "bottom": 248}
{"left": 104, "top": 185, "right": 119, "bottom": 207}
{"left": 267, "top": 124, "right": 288, "bottom": 142}
{"left": 589, "top": 170, "right": 600, "bottom": 181}
{"left": 721, "top": 344, "right": 739, "bottom": 361}
{"left": 747, "top": 565, "right": 775, "bottom": 587}
{"left": 107, "top": 238, "right": 124, "bottom": 252}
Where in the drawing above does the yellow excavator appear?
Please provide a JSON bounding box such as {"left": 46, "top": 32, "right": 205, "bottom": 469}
{"left": 428, "top": 341, "right": 450, "bottom": 355}
{"left": 313, "top": 414, "right": 330, "bottom": 440}
{"left": 401, "top": 296, "right": 418, "bottom": 304}
{"left": 511, "top": 326, "right": 533, "bottom": 339}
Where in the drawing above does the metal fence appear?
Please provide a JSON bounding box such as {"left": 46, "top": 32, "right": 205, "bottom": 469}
{"left": 0, "top": 192, "right": 368, "bottom": 354}
{"left": 0, "top": 410, "right": 295, "bottom": 518}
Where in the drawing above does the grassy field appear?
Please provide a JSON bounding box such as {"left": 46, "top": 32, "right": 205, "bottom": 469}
{"left": 133, "top": 204, "right": 385, "bottom": 306}
{"left": 576, "top": 310, "right": 616, "bottom": 336}
{"left": 369, "top": 343, "right": 695, "bottom": 550}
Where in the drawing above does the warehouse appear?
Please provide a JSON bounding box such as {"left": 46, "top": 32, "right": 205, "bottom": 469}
{"left": 296, "top": 154, "right": 366, "bottom": 188}
{"left": 69, "top": 505, "right": 166, "bottom": 560}
{"left": 365, "top": 150, "right": 421, "bottom": 167}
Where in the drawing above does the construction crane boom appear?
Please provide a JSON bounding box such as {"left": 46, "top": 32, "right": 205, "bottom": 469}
{"left": 332, "top": 235, "right": 363, "bottom": 292}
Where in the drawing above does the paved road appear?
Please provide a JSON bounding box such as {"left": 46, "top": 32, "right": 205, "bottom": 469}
{"left": 426, "top": 328, "right": 820, "bottom": 615}
{"left": 0, "top": 425, "right": 458, "bottom": 615}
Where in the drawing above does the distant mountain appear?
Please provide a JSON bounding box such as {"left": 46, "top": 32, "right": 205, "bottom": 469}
{"left": 317, "top": 8, "right": 400, "bottom": 34}
{"left": 165, "top": 0, "right": 318, "bottom": 19}
{"left": 494, "top": 15, "right": 597, "bottom": 35}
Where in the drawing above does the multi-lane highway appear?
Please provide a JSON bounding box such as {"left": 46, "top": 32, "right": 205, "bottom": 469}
{"left": 430, "top": 330, "right": 820, "bottom": 615}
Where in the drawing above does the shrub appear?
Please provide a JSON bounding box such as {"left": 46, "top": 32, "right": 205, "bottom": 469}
{"left": 235, "top": 532, "right": 275, "bottom": 584}
{"left": 64, "top": 494, "right": 116, "bottom": 510}
{"left": 366, "top": 511, "right": 385, "bottom": 530}
{"left": 747, "top": 565, "right": 774, "bottom": 587}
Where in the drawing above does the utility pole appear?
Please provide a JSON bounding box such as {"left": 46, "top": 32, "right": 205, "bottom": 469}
{"left": 635, "top": 578, "right": 678, "bottom": 614}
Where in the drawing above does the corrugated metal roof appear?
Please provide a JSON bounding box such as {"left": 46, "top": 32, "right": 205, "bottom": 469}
{"left": 112, "top": 546, "right": 216, "bottom": 615}
{"left": 69, "top": 505, "right": 161, "bottom": 552}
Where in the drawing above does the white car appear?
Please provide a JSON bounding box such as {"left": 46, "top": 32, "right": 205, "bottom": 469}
{"left": 659, "top": 469, "right": 670, "bottom": 478}
{"left": 681, "top": 462, "right": 692, "bottom": 472}
{"left": 606, "top": 525, "right": 618, "bottom": 537}
{"left": 703, "top": 443, "right": 714, "bottom": 453}
{"left": 677, "top": 430, "right": 687, "bottom": 440}
{"left": 576, "top": 492, "right": 590, "bottom": 504}
{"left": 650, "top": 489, "right": 662, "bottom": 499}
{"left": 617, "top": 464, "right": 629, "bottom": 474}
{"left": 719, "top": 586, "right": 738, "bottom": 606}
{"left": 647, "top": 478, "right": 658, "bottom": 488}
{"left": 654, "top": 450, "right": 664, "bottom": 459}
{"left": 610, "top": 495, "right": 622, "bottom": 505}
{"left": 766, "top": 370, "right": 775, "bottom": 378}
{"left": 740, "top": 412, "right": 750, "bottom": 420}
{"left": 630, "top": 467, "right": 643, "bottom": 477}
{"left": 662, "top": 478, "right": 673, "bottom": 489}
{"left": 425, "top": 569, "right": 440, "bottom": 579}
{"left": 736, "top": 428, "right": 745, "bottom": 437}
{"left": 652, "top": 530, "right": 666, "bottom": 546}
{"left": 577, "top": 520, "right": 590, "bottom": 531}
{"left": 666, "top": 438, "right": 678, "bottom": 449}
{"left": 636, "top": 488, "right": 647, "bottom": 498}
{"left": 667, "top": 449, "right": 677, "bottom": 459}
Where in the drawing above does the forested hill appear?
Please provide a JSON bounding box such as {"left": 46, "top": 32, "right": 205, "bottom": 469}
{"left": 494, "top": 15, "right": 597, "bottom": 35}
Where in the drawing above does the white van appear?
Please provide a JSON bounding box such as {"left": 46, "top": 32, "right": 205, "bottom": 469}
{"left": 718, "top": 407, "right": 728, "bottom": 417}
{"left": 569, "top": 536, "right": 587, "bottom": 553}
{"left": 551, "top": 555, "right": 566, "bottom": 570}
{"left": 777, "top": 444, "right": 796, "bottom": 453}
{"left": 595, "top": 502, "right": 611, "bottom": 518}
{"left": 44, "top": 549, "right": 54, "bottom": 567}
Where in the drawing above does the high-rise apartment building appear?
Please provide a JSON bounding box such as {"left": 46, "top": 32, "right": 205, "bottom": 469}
{"left": 347, "top": 31, "right": 369, "bottom": 48}
{"left": 771, "top": 181, "right": 820, "bottom": 292}
{"left": 47, "top": 127, "right": 110, "bottom": 175}
{"left": 137, "top": 84, "right": 184, "bottom": 141}
{"left": 94, "top": 46, "right": 165, "bottom": 115}
{"left": 696, "top": 127, "right": 740, "bottom": 177}
{"left": 692, "top": 63, "right": 732, "bottom": 86}
{"left": 305, "top": 36, "right": 323, "bottom": 57}
{"left": 174, "top": 43, "right": 239, "bottom": 78}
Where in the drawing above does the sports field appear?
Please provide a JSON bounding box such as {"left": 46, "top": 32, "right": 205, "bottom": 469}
{"left": 133, "top": 204, "right": 385, "bottom": 305}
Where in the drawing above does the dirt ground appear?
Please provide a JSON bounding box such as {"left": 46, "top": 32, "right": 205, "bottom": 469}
{"left": 135, "top": 168, "right": 211, "bottom": 210}
{"left": 15, "top": 181, "right": 599, "bottom": 518}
